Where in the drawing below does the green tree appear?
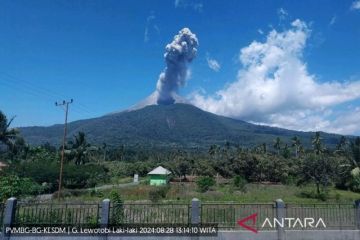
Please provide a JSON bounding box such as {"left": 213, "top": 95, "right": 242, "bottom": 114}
{"left": 233, "top": 176, "right": 247, "bottom": 192}
{"left": 196, "top": 176, "right": 215, "bottom": 192}
{"left": 291, "top": 136, "right": 302, "bottom": 158}
{"left": 193, "top": 159, "right": 215, "bottom": 177}
{"left": 282, "top": 144, "right": 291, "bottom": 159}
{"left": 336, "top": 136, "right": 348, "bottom": 153}
{"left": 351, "top": 137, "right": 360, "bottom": 165}
{"left": 208, "top": 144, "right": 219, "bottom": 159}
{"left": 262, "top": 143, "right": 267, "bottom": 154}
{"left": 273, "top": 137, "right": 282, "bottom": 155}
{"left": 333, "top": 137, "right": 360, "bottom": 191}
{"left": 102, "top": 143, "right": 107, "bottom": 161}
{"left": 299, "top": 154, "right": 335, "bottom": 195}
{"left": 0, "top": 111, "right": 19, "bottom": 151}
{"left": 312, "top": 132, "right": 325, "bottom": 155}
{"left": 109, "top": 190, "right": 124, "bottom": 224}
{"left": 346, "top": 137, "right": 360, "bottom": 191}
{"left": 177, "top": 161, "right": 190, "bottom": 180}
{"left": 67, "top": 132, "right": 96, "bottom": 165}
{"left": 0, "top": 175, "right": 43, "bottom": 201}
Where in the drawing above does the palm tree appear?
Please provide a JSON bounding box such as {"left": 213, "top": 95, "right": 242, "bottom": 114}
{"left": 334, "top": 136, "right": 348, "bottom": 155}
{"left": 0, "top": 111, "right": 19, "bottom": 150}
{"left": 68, "top": 132, "right": 92, "bottom": 165}
{"left": 312, "top": 132, "right": 324, "bottom": 155}
{"left": 273, "top": 137, "right": 282, "bottom": 155}
{"left": 335, "top": 137, "right": 360, "bottom": 190}
{"left": 299, "top": 145, "right": 305, "bottom": 155}
{"left": 291, "top": 136, "right": 302, "bottom": 158}
{"left": 351, "top": 137, "right": 360, "bottom": 165}
{"left": 208, "top": 144, "right": 219, "bottom": 159}
{"left": 262, "top": 143, "right": 267, "bottom": 154}
{"left": 102, "top": 142, "right": 107, "bottom": 161}
{"left": 282, "top": 144, "right": 291, "bottom": 158}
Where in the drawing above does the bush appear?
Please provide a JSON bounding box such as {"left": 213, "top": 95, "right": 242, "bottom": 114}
{"left": 14, "top": 160, "right": 109, "bottom": 191}
{"left": 14, "top": 159, "right": 59, "bottom": 192}
{"left": 350, "top": 175, "right": 360, "bottom": 192}
{"left": 148, "top": 186, "right": 170, "bottom": 202}
{"left": 233, "top": 176, "right": 247, "bottom": 192}
{"left": 109, "top": 190, "right": 124, "bottom": 224}
{"left": 196, "top": 176, "right": 215, "bottom": 193}
{"left": 298, "top": 189, "right": 330, "bottom": 201}
{"left": 0, "top": 175, "right": 44, "bottom": 201}
{"left": 63, "top": 164, "right": 109, "bottom": 189}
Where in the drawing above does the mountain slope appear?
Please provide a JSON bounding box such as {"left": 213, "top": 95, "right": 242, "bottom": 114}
{"left": 20, "top": 104, "right": 342, "bottom": 149}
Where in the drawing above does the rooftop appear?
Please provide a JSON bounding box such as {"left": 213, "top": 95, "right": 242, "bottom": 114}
{"left": 147, "top": 166, "right": 171, "bottom": 175}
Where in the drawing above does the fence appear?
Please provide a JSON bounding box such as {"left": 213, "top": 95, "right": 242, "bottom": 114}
{"left": 201, "top": 203, "right": 275, "bottom": 230}
{"left": 110, "top": 203, "right": 190, "bottom": 225}
{"left": 285, "top": 203, "right": 356, "bottom": 230}
{"left": 14, "top": 202, "right": 101, "bottom": 227}
{"left": 2, "top": 198, "right": 360, "bottom": 234}
{"left": 0, "top": 203, "right": 4, "bottom": 231}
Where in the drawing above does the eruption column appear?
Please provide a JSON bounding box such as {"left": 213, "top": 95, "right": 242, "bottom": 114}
{"left": 156, "top": 28, "right": 199, "bottom": 105}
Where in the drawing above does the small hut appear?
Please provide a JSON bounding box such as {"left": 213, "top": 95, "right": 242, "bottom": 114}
{"left": 147, "top": 166, "right": 171, "bottom": 186}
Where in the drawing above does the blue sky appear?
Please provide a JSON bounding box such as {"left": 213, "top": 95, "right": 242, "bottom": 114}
{"left": 0, "top": 0, "right": 359, "bottom": 135}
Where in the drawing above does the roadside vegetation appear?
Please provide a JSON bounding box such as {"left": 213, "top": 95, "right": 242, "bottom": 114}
{"left": 1, "top": 110, "right": 360, "bottom": 203}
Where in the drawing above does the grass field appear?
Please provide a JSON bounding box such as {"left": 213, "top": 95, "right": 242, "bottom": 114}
{"left": 58, "top": 179, "right": 360, "bottom": 204}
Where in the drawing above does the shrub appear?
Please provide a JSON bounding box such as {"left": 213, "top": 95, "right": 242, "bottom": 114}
{"left": 196, "top": 176, "right": 215, "bottom": 193}
{"left": 14, "top": 160, "right": 109, "bottom": 191}
{"left": 298, "top": 189, "right": 330, "bottom": 201}
{"left": 85, "top": 214, "right": 99, "bottom": 227}
{"left": 0, "top": 175, "right": 44, "bottom": 201}
{"left": 109, "top": 190, "right": 124, "bottom": 224}
{"left": 63, "top": 164, "right": 108, "bottom": 189}
{"left": 350, "top": 175, "right": 360, "bottom": 192}
{"left": 148, "top": 186, "right": 170, "bottom": 202}
{"left": 233, "top": 176, "right": 247, "bottom": 192}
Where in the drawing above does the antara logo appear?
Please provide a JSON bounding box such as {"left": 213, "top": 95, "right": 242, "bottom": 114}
{"left": 237, "top": 213, "right": 326, "bottom": 233}
{"left": 237, "top": 213, "right": 258, "bottom": 233}
{"left": 261, "top": 217, "right": 326, "bottom": 229}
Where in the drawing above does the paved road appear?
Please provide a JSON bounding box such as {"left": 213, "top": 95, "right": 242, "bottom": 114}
{"left": 32, "top": 181, "right": 140, "bottom": 201}
{"left": 92, "top": 181, "right": 139, "bottom": 190}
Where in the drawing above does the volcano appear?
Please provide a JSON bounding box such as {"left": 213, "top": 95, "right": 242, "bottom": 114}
{"left": 111, "top": 92, "right": 189, "bottom": 113}
{"left": 19, "top": 103, "right": 341, "bottom": 149}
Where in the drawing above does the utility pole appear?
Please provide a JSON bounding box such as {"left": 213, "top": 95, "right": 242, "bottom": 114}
{"left": 55, "top": 99, "right": 73, "bottom": 199}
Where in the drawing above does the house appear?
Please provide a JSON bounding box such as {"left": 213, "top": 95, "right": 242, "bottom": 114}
{"left": 147, "top": 166, "right": 171, "bottom": 186}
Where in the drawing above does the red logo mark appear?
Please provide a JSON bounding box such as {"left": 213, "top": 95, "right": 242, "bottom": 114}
{"left": 237, "top": 213, "right": 258, "bottom": 233}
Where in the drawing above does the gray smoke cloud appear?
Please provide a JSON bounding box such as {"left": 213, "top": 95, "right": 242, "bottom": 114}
{"left": 156, "top": 28, "right": 199, "bottom": 105}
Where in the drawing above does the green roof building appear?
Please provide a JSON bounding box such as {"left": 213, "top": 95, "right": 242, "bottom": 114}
{"left": 148, "top": 166, "right": 171, "bottom": 186}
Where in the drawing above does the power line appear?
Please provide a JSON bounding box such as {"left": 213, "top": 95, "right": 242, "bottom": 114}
{"left": 0, "top": 72, "right": 97, "bottom": 117}
{"left": 0, "top": 80, "right": 88, "bottom": 118}
{"left": 0, "top": 71, "right": 95, "bottom": 114}
{"left": 55, "top": 99, "right": 73, "bottom": 200}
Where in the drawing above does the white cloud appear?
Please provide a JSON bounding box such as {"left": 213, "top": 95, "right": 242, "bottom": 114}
{"left": 191, "top": 19, "right": 360, "bottom": 135}
{"left": 258, "top": 29, "right": 264, "bottom": 35}
{"left": 351, "top": 0, "right": 360, "bottom": 10}
{"left": 326, "top": 108, "right": 360, "bottom": 134}
{"left": 206, "top": 56, "right": 221, "bottom": 72}
{"left": 144, "top": 13, "right": 159, "bottom": 43}
{"left": 329, "top": 15, "right": 336, "bottom": 26}
{"left": 175, "top": 0, "right": 203, "bottom": 12}
{"left": 277, "top": 7, "right": 288, "bottom": 20}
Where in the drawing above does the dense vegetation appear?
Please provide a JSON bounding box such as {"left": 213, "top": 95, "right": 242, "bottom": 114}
{"left": 1, "top": 110, "right": 360, "bottom": 203}
{"left": 19, "top": 104, "right": 342, "bottom": 148}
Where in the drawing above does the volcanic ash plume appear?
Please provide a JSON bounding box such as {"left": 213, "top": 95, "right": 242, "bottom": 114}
{"left": 156, "top": 28, "right": 199, "bottom": 105}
